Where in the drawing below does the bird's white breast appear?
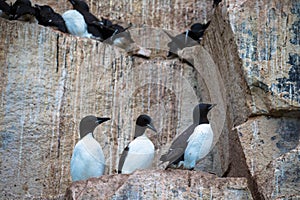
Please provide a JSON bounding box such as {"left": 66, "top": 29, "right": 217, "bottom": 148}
{"left": 62, "top": 10, "right": 92, "bottom": 38}
{"left": 121, "top": 135, "right": 155, "bottom": 174}
{"left": 70, "top": 133, "right": 105, "bottom": 181}
{"left": 183, "top": 124, "right": 214, "bottom": 169}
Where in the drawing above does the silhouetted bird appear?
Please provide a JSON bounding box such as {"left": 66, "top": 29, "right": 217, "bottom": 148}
{"left": 160, "top": 103, "right": 216, "bottom": 170}
{"left": 165, "top": 21, "right": 210, "bottom": 58}
{"left": 34, "top": 4, "right": 68, "bottom": 33}
{"left": 118, "top": 115, "right": 157, "bottom": 174}
{"left": 70, "top": 115, "right": 110, "bottom": 181}
{"left": 0, "top": 0, "right": 11, "bottom": 18}
{"left": 9, "top": 0, "right": 35, "bottom": 21}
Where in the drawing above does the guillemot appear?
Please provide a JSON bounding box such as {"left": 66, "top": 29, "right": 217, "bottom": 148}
{"left": 118, "top": 114, "right": 157, "bottom": 174}
{"left": 160, "top": 103, "right": 216, "bottom": 170}
{"left": 70, "top": 115, "right": 110, "bottom": 181}
{"left": 34, "top": 4, "right": 68, "bottom": 33}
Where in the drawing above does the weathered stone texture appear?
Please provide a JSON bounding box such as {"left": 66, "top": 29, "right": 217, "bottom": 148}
{"left": 227, "top": 0, "right": 300, "bottom": 113}
{"left": 65, "top": 170, "right": 253, "bottom": 200}
{"left": 0, "top": 18, "right": 128, "bottom": 198}
{"left": 225, "top": 0, "right": 300, "bottom": 199}
{"left": 0, "top": 14, "right": 226, "bottom": 199}
{"left": 236, "top": 117, "right": 300, "bottom": 199}
{"left": 1, "top": 0, "right": 300, "bottom": 199}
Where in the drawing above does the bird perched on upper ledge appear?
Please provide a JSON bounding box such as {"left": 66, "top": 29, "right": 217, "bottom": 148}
{"left": 9, "top": 0, "right": 36, "bottom": 22}
{"left": 0, "top": 0, "right": 11, "bottom": 18}
{"left": 118, "top": 114, "right": 157, "bottom": 174}
{"left": 67, "top": 0, "right": 104, "bottom": 39}
{"left": 62, "top": 8, "right": 92, "bottom": 38}
{"left": 70, "top": 115, "right": 110, "bottom": 181}
{"left": 160, "top": 103, "right": 216, "bottom": 170}
{"left": 34, "top": 4, "right": 68, "bottom": 33}
{"left": 164, "top": 22, "right": 211, "bottom": 58}
{"left": 68, "top": 0, "right": 135, "bottom": 49}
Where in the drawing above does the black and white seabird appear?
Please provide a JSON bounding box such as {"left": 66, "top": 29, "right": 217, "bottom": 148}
{"left": 160, "top": 103, "right": 216, "bottom": 170}
{"left": 62, "top": 9, "right": 92, "bottom": 38}
{"left": 70, "top": 115, "right": 110, "bottom": 181}
{"left": 9, "top": 0, "right": 36, "bottom": 21}
{"left": 188, "top": 22, "right": 211, "bottom": 42}
{"left": 118, "top": 114, "right": 157, "bottom": 174}
{"left": 164, "top": 22, "right": 210, "bottom": 58}
{"left": 0, "top": 0, "right": 11, "bottom": 18}
{"left": 68, "top": 0, "right": 104, "bottom": 39}
{"left": 34, "top": 4, "right": 68, "bottom": 33}
{"left": 68, "top": 0, "right": 135, "bottom": 48}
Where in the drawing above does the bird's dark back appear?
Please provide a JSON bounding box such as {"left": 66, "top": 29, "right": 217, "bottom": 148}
{"left": 0, "top": 0, "right": 11, "bottom": 15}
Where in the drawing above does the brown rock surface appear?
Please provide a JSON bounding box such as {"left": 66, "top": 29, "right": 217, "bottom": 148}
{"left": 226, "top": 0, "right": 300, "bottom": 114}
{"left": 0, "top": 0, "right": 299, "bottom": 199}
{"left": 236, "top": 117, "right": 300, "bottom": 199}
{"left": 223, "top": 0, "right": 300, "bottom": 199}
{"left": 65, "top": 170, "right": 252, "bottom": 200}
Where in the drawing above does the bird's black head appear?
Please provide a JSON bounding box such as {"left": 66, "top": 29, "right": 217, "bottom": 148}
{"left": 0, "top": 0, "right": 12, "bottom": 15}
{"left": 193, "top": 103, "right": 216, "bottom": 124}
{"left": 134, "top": 114, "right": 157, "bottom": 138}
{"left": 190, "top": 23, "right": 205, "bottom": 33}
{"left": 69, "top": 0, "right": 89, "bottom": 12}
{"left": 136, "top": 114, "right": 151, "bottom": 126}
{"left": 79, "top": 115, "right": 110, "bottom": 139}
{"left": 9, "top": 0, "right": 35, "bottom": 20}
{"left": 35, "top": 4, "right": 53, "bottom": 12}
{"left": 34, "top": 4, "right": 53, "bottom": 18}
{"left": 189, "top": 22, "right": 211, "bottom": 39}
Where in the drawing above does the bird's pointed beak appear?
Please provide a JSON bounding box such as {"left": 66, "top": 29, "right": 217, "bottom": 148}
{"left": 96, "top": 117, "right": 110, "bottom": 124}
{"left": 123, "top": 23, "right": 132, "bottom": 31}
{"left": 208, "top": 104, "right": 217, "bottom": 110}
{"left": 147, "top": 122, "right": 157, "bottom": 133}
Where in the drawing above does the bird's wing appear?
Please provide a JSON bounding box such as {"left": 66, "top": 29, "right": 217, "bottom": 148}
{"left": 164, "top": 30, "right": 186, "bottom": 48}
{"left": 82, "top": 11, "right": 99, "bottom": 25}
{"left": 118, "top": 145, "right": 129, "bottom": 173}
{"left": 164, "top": 30, "right": 199, "bottom": 54}
{"left": 160, "top": 124, "right": 197, "bottom": 165}
{"left": 50, "top": 13, "right": 66, "bottom": 25}
{"left": 160, "top": 147, "right": 184, "bottom": 163}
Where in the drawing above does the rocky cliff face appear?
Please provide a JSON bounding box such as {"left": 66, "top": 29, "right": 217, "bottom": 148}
{"left": 65, "top": 170, "right": 252, "bottom": 200}
{"left": 0, "top": 0, "right": 299, "bottom": 199}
